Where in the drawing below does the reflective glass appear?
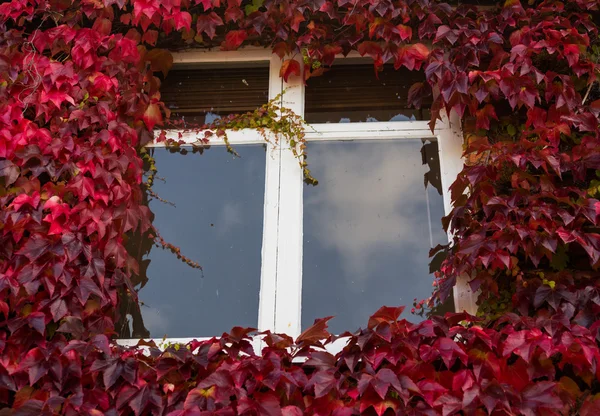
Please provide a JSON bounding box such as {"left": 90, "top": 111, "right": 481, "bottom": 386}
{"left": 302, "top": 139, "right": 448, "bottom": 333}
{"left": 304, "top": 64, "right": 430, "bottom": 123}
{"left": 118, "top": 145, "right": 265, "bottom": 339}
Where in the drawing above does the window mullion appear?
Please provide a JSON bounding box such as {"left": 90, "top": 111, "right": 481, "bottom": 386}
{"left": 273, "top": 56, "right": 305, "bottom": 337}
{"left": 437, "top": 111, "right": 478, "bottom": 315}
{"left": 257, "top": 57, "right": 286, "bottom": 335}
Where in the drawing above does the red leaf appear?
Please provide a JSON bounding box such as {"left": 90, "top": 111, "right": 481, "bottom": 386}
{"left": 17, "top": 234, "right": 51, "bottom": 262}
{"left": 92, "top": 334, "right": 111, "bottom": 355}
{"left": 196, "top": 12, "right": 223, "bottom": 39}
{"left": 296, "top": 316, "right": 332, "bottom": 346}
{"left": 395, "top": 24, "right": 412, "bottom": 41}
{"left": 475, "top": 104, "right": 499, "bottom": 130}
{"left": 282, "top": 406, "right": 303, "bottom": 416}
{"left": 221, "top": 30, "right": 247, "bottom": 50}
{"left": 305, "top": 351, "right": 336, "bottom": 369}
{"left": 435, "top": 25, "right": 458, "bottom": 44}
{"left": 145, "top": 48, "right": 173, "bottom": 77}
{"left": 12, "top": 400, "right": 44, "bottom": 416}
{"left": 50, "top": 298, "right": 67, "bottom": 321}
{"left": 279, "top": 59, "right": 301, "bottom": 82}
{"left": 357, "top": 41, "right": 382, "bottom": 60}
{"left": 225, "top": 6, "right": 244, "bottom": 23}
{"left": 40, "top": 89, "right": 75, "bottom": 108}
{"left": 19, "top": 348, "right": 48, "bottom": 385}
{"left": 129, "top": 384, "right": 161, "bottom": 416}
{"left": 27, "top": 312, "right": 46, "bottom": 336}
{"left": 75, "top": 276, "right": 103, "bottom": 304}
{"left": 143, "top": 103, "right": 163, "bottom": 130}
{"left": 92, "top": 17, "right": 112, "bottom": 36}
{"left": 62, "top": 232, "right": 83, "bottom": 261}
{"left": 0, "top": 160, "right": 19, "bottom": 186}
{"left": 563, "top": 44, "right": 581, "bottom": 67}
{"left": 197, "top": 370, "right": 234, "bottom": 390}
{"left": 306, "top": 369, "right": 337, "bottom": 398}
{"left": 521, "top": 381, "right": 562, "bottom": 414}
{"left": 197, "top": 0, "right": 214, "bottom": 11}
{"left": 290, "top": 11, "right": 305, "bottom": 32}
{"left": 142, "top": 29, "right": 158, "bottom": 46}
{"left": 57, "top": 316, "right": 85, "bottom": 338}
{"left": 171, "top": 11, "right": 192, "bottom": 31}
{"left": 367, "top": 306, "right": 405, "bottom": 329}
{"left": 272, "top": 42, "right": 290, "bottom": 60}
{"left": 237, "top": 392, "right": 281, "bottom": 416}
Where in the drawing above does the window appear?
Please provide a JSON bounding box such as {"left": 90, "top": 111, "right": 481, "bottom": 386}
{"left": 301, "top": 139, "right": 448, "bottom": 333}
{"left": 118, "top": 49, "right": 472, "bottom": 348}
{"left": 118, "top": 146, "right": 265, "bottom": 341}
{"left": 304, "top": 61, "right": 430, "bottom": 123}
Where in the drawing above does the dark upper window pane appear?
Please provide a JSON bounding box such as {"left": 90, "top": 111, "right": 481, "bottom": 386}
{"left": 118, "top": 145, "right": 265, "bottom": 339}
{"left": 302, "top": 139, "right": 449, "bottom": 333}
{"left": 304, "top": 63, "right": 430, "bottom": 123}
{"left": 161, "top": 63, "right": 269, "bottom": 127}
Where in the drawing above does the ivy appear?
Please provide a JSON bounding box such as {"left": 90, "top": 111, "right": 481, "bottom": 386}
{"left": 156, "top": 91, "right": 318, "bottom": 185}
{"left": 1, "top": 0, "right": 600, "bottom": 415}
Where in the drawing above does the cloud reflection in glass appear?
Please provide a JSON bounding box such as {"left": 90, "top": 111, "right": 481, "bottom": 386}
{"left": 302, "top": 139, "right": 448, "bottom": 333}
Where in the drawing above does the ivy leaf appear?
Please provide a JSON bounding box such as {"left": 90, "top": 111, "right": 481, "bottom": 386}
{"left": 143, "top": 103, "right": 163, "bottom": 130}
{"left": 476, "top": 104, "right": 499, "bottom": 130}
{"left": 435, "top": 25, "right": 458, "bottom": 44}
{"left": 57, "top": 316, "right": 85, "bottom": 338}
{"left": 17, "top": 234, "right": 51, "bottom": 262}
{"left": 221, "top": 30, "right": 247, "bottom": 50}
{"left": 367, "top": 306, "right": 405, "bottom": 329}
{"left": 196, "top": 12, "right": 223, "bottom": 39}
{"left": 395, "top": 24, "right": 412, "bottom": 41}
{"left": 50, "top": 298, "right": 67, "bottom": 321}
{"left": 357, "top": 41, "right": 382, "bottom": 60}
{"left": 407, "top": 82, "right": 430, "bottom": 109}
{"left": 0, "top": 160, "right": 20, "bottom": 186}
{"left": 296, "top": 316, "right": 332, "bottom": 346}
{"left": 306, "top": 369, "right": 337, "bottom": 398}
{"left": 282, "top": 406, "right": 303, "bottom": 416}
{"left": 12, "top": 399, "right": 44, "bottom": 416}
{"left": 280, "top": 59, "right": 301, "bottom": 82}
{"left": 61, "top": 232, "right": 83, "bottom": 261}
{"left": 197, "top": 0, "right": 214, "bottom": 11}
{"left": 171, "top": 11, "right": 192, "bottom": 31}
{"left": 27, "top": 312, "right": 46, "bottom": 336}
{"left": 237, "top": 392, "right": 281, "bottom": 416}
{"left": 145, "top": 49, "right": 173, "bottom": 77}
{"left": 40, "top": 89, "right": 75, "bottom": 108}
{"left": 272, "top": 42, "right": 290, "bottom": 60}
{"left": 245, "top": 0, "right": 263, "bottom": 15}
{"left": 17, "top": 349, "right": 44, "bottom": 384}
{"left": 521, "top": 381, "right": 562, "bottom": 414}
{"left": 563, "top": 44, "right": 581, "bottom": 67}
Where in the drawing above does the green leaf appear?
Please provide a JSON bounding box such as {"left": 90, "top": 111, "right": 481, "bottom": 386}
{"left": 507, "top": 124, "right": 517, "bottom": 136}
{"left": 245, "top": 0, "right": 263, "bottom": 15}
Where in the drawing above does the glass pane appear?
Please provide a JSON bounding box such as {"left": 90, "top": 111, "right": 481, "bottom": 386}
{"left": 118, "top": 145, "right": 265, "bottom": 339}
{"left": 305, "top": 63, "right": 430, "bottom": 123}
{"left": 161, "top": 63, "right": 269, "bottom": 127}
{"left": 302, "top": 139, "right": 448, "bottom": 333}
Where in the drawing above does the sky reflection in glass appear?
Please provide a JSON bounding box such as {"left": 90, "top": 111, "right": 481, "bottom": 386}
{"left": 302, "top": 140, "right": 447, "bottom": 333}
{"left": 123, "top": 146, "right": 265, "bottom": 338}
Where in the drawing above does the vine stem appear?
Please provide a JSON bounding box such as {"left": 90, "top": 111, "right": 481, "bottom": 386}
{"left": 582, "top": 81, "right": 595, "bottom": 105}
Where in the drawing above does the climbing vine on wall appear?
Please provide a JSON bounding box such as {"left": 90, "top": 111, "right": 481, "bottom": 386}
{"left": 155, "top": 91, "right": 317, "bottom": 184}
{"left": 1, "top": 0, "right": 600, "bottom": 415}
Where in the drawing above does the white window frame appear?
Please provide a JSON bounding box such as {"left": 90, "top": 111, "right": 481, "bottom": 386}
{"left": 117, "top": 48, "right": 476, "bottom": 349}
